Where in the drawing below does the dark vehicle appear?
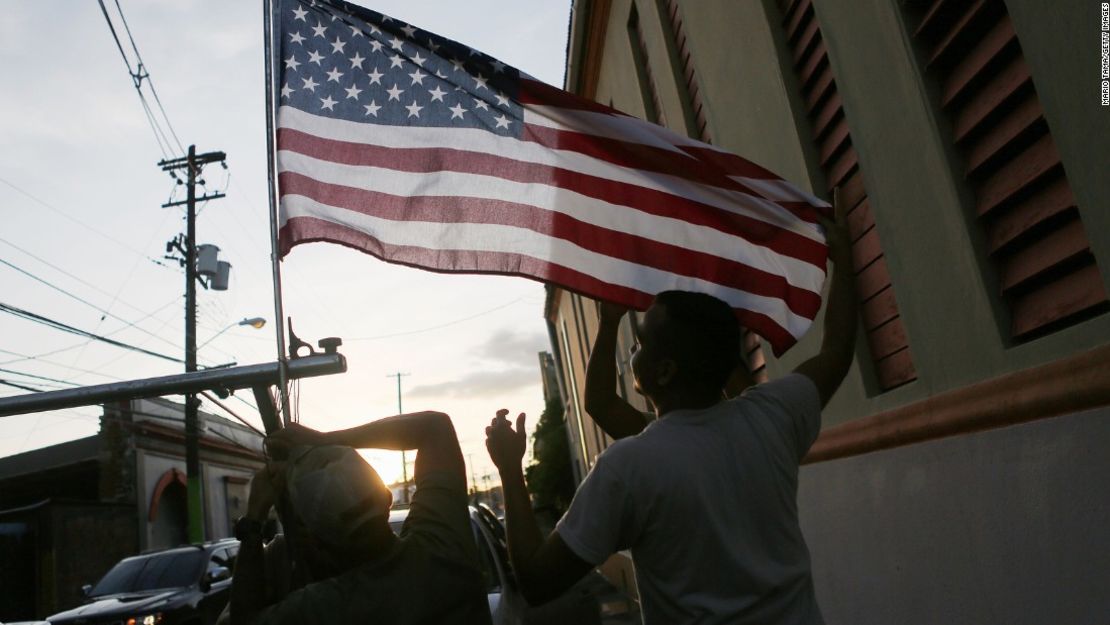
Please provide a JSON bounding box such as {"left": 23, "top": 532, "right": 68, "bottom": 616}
{"left": 389, "top": 504, "right": 637, "bottom": 625}
{"left": 47, "top": 539, "right": 239, "bottom": 625}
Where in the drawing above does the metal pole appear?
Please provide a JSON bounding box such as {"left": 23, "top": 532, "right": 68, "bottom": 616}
{"left": 398, "top": 375, "right": 405, "bottom": 503}
{"left": 184, "top": 144, "right": 204, "bottom": 544}
{"left": 388, "top": 372, "right": 410, "bottom": 503}
{"left": 0, "top": 354, "right": 346, "bottom": 418}
{"left": 263, "top": 0, "right": 292, "bottom": 425}
{"left": 467, "top": 453, "right": 478, "bottom": 497}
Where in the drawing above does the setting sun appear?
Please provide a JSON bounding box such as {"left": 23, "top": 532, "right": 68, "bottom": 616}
{"left": 358, "top": 449, "right": 406, "bottom": 487}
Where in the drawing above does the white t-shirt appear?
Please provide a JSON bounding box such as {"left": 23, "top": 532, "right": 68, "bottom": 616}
{"left": 556, "top": 374, "right": 824, "bottom": 625}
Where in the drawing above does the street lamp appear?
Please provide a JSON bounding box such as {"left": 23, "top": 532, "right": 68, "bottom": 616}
{"left": 240, "top": 317, "right": 267, "bottom": 330}
{"left": 198, "top": 317, "right": 266, "bottom": 349}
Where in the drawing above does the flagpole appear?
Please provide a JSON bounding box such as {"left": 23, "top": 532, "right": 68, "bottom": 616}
{"left": 263, "top": 0, "right": 292, "bottom": 427}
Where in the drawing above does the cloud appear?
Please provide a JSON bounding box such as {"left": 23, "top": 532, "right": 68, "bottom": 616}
{"left": 476, "top": 328, "right": 548, "bottom": 368}
{"left": 407, "top": 367, "right": 539, "bottom": 399}
{"left": 405, "top": 328, "right": 548, "bottom": 399}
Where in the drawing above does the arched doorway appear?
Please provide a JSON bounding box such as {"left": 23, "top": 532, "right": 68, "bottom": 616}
{"left": 149, "top": 468, "right": 188, "bottom": 548}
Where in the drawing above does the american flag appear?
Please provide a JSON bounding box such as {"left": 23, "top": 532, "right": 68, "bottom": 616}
{"left": 273, "top": 0, "right": 831, "bottom": 354}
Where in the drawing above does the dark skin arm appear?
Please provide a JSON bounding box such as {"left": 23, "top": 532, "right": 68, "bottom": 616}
{"left": 486, "top": 409, "right": 593, "bottom": 605}
{"left": 584, "top": 302, "right": 648, "bottom": 438}
{"left": 268, "top": 411, "right": 466, "bottom": 490}
{"left": 232, "top": 412, "right": 464, "bottom": 624}
{"left": 794, "top": 188, "right": 859, "bottom": 406}
{"left": 230, "top": 463, "right": 284, "bottom": 625}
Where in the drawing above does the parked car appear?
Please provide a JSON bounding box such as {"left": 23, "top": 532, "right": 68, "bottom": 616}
{"left": 46, "top": 538, "right": 239, "bottom": 625}
{"left": 389, "top": 504, "right": 637, "bottom": 625}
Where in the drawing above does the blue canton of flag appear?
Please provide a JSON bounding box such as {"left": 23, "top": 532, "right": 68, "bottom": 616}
{"left": 278, "top": 0, "right": 522, "bottom": 137}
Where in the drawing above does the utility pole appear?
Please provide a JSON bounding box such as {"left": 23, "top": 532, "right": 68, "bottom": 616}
{"left": 467, "top": 453, "right": 479, "bottom": 498}
{"left": 387, "top": 372, "right": 410, "bottom": 503}
{"left": 160, "top": 145, "right": 227, "bottom": 544}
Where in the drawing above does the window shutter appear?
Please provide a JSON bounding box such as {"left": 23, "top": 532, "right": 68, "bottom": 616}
{"left": 907, "top": 0, "right": 1108, "bottom": 339}
{"left": 780, "top": 0, "right": 918, "bottom": 391}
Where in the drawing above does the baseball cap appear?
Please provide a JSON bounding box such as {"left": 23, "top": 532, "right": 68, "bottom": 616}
{"left": 283, "top": 445, "right": 393, "bottom": 549}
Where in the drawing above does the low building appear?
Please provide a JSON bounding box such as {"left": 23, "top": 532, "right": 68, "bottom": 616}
{"left": 0, "top": 397, "right": 264, "bottom": 620}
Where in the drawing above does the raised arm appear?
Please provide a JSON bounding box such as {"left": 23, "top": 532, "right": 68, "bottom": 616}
{"left": 486, "top": 410, "right": 593, "bottom": 605}
{"left": 794, "top": 188, "right": 858, "bottom": 407}
{"left": 230, "top": 464, "right": 283, "bottom": 625}
{"left": 268, "top": 411, "right": 465, "bottom": 488}
{"left": 584, "top": 302, "right": 648, "bottom": 438}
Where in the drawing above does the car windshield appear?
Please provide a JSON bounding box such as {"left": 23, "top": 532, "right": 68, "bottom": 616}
{"left": 90, "top": 550, "right": 206, "bottom": 596}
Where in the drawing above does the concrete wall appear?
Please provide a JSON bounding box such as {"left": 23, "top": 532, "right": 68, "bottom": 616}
{"left": 49, "top": 503, "right": 137, "bottom": 616}
{"left": 203, "top": 463, "right": 254, "bottom": 540}
{"left": 799, "top": 406, "right": 1110, "bottom": 624}
{"left": 0, "top": 501, "right": 136, "bottom": 620}
{"left": 137, "top": 449, "right": 254, "bottom": 549}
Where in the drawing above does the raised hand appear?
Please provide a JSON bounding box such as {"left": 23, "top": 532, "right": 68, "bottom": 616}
{"left": 818, "top": 187, "right": 851, "bottom": 266}
{"left": 246, "top": 461, "right": 287, "bottom": 520}
{"left": 793, "top": 185, "right": 859, "bottom": 407}
{"left": 485, "top": 408, "right": 527, "bottom": 473}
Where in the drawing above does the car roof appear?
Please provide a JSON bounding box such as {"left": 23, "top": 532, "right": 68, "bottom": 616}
{"left": 388, "top": 505, "right": 490, "bottom": 525}
{"left": 134, "top": 537, "right": 239, "bottom": 557}
{"left": 388, "top": 506, "right": 410, "bottom": 524}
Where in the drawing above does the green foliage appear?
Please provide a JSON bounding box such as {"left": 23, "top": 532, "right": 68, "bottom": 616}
{"left": 524, "top": 396, "right": 575, "bottom": 515}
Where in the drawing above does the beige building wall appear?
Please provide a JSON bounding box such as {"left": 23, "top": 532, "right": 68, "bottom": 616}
{"left": 549, "top": 0, "right": 1110, "bottom": 620}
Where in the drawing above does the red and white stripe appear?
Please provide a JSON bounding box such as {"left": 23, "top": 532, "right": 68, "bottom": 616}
{"left": 278, "top": 79, "right": 830, "bottom": 354}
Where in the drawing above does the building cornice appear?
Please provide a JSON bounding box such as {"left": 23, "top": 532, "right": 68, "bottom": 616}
{"left": 804, "top": 344, "right": 1110, "bottom": 463}
{"left": 567, "top": 0, "right": 612, "bottom": 99}
{"left": 135, "top": 420, "right": 263, "bottom": 464}
{"left": 544, "top": 285, "right": 564, "bottom": 323}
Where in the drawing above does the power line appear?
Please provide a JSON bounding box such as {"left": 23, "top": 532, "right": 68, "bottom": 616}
{"left": 0, "top": 176, "right": 172, "bottom": 270}
{"left": 231, "top": 393, "right": 260, "bottom": 413}
{"left": 0, "top": 236, "right": 168, "bottom": 320}
{"left": 199, "top": 391, "right": 265, "bottom": 437}
{"left": 0, "top": 255, "right": 190, "bottom": 355}
{"left": 0, "top": 254, "right": 235, "bottom": 365}
{"left": 0, "top": 297, "right": 179, "bottom": 368}
{"left": 96, "top": 0, "right": 136, "bottom": 77}
{"left": 96, "top": 0, "right": 185, "bottom": 159}
{"left": 0, "top": 249, "right": 238, "bottom": 364}
{"left": 0, "top": 347, "right": 124, "bottom": 380}
{"left": 0, "top": 300, "right": 185, "bottom": 365}
{"left": 0, "top": 379, "right": 47, "bottom": 393}
{"left": 347, "top": 296, "right": 528, "bottom": 341}
{"left": 96, "top": 0, "right": 169, "bottom": 159}
{"left": 137, "top": 88, "right": 173, "bottom": 158}
{"left": 0, "top": 378, "right": 72, "bottom": 392}
{"left": 0, "top": 367, "right": 79, "bottom": 388}
{"left": 112, "top": 0, "right": 185, "bottom": 154}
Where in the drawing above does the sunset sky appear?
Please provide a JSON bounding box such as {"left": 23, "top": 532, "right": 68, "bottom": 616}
{"left": 0, "top": 1, "right": 573, "bottom": 485}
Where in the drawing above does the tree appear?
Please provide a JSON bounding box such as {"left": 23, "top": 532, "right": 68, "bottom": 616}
{"left": 524, "top": 396, "right": 576, "bottom": 516}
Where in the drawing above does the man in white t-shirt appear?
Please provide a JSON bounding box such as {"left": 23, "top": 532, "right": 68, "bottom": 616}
{"left": 485, "top": 192, "right": 856, "bottom": 624}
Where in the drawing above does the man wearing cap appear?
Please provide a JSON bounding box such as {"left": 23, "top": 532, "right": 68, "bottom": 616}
{"left": 229, "top": 410, "right": 492, "bottom": 625}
